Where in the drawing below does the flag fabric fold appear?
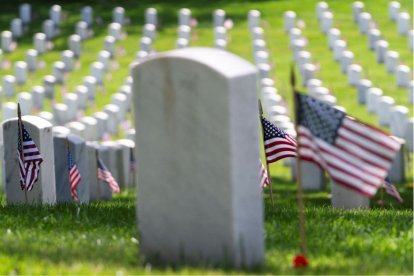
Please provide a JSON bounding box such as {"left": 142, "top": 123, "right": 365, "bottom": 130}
{"left": 384, "top": 178, "right": 403, "bottom": 203}
{"left": 67, "top": 148, "right": 81, "bottom": 201}
{"left": 97, "top": 158, "right": 120, "bottom": 193}
{"left": 17, "top": 123, "right": 43, "bottom": 191}
{"left": 261, "top": 116, "right": 298, "bottom": 163}
{"left": 295, "top": 91, "right": 401, "bottom": 197}
{"left": 260, "top": 160, "right": 270, "bottom": 187}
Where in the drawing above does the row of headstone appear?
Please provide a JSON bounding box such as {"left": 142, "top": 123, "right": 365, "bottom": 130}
{"left": 388, "top": 1, "right": 412, "bottom": 37}
{"left": 176, "top": 8, "right": 191, "bottom": 49}
{"left": 351, "top": 2, "right": 412, "bottom": 89}
{"left": 213, "top": 9, "right": 228, "bottom": 50}
{"left": 2, "top": 115, "right": 136, "bottom": 205}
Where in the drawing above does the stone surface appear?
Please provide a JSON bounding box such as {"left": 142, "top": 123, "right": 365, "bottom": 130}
{"left": 397, "top": 12, "right": 410, "bottom": 35}
{"left": 331, "top": 180, "right": 369, "bottom": 209}
{"left": 68, "top": 34, "right": 81, "bottom": 58}
{"left": 113, "top": 7, "right": 125, "bottom": 25}
{"left": 65, "top": 122, "right": 85, "bottom": 138}
{"left": 340, "top": 50, "right": 354, "bottom": 73}
{"left": 352, "top": 2, "right": 364, "bottom": 23}
{"left": 104, "top": 36, "right": 116, "bottom": 57}
{"left": 321, "top": 11, "right": 333, "bottom": 34}
{"left": 132, "top": 47, "right": 263, "bottom": 267}
{"left": 17, "top": 92, "right": 32, "bottom": 115}
{"left": 81, "top": 6, "right": 93, "bottom": 26}
{"left": 358, "top": 12, "right": 371, "bottom": 34}
{"left": 42, "top": 19, "right": 55, "bottom": 40}
{"left": 357, "top": 79, "right": 372, "bottom": 104}
{"left": 248, "top": 10, "right": 260, "bottom": 29}
{"left": 1, "top": 31, "right": 13, "bottom": 52}
{"left": 97, "top": 142, "right": 118, "bottom": 200}
{"left": 389, "top": 1, "right": 401, "bottom": 22}
{"left": 178, "top": 8, "right": 191, "bottom": 26}
{"left": 52, "top": 61, "right": 66, "bottom": 84}
{"left": 368, "top": 29, "right": 381, "bottom": 50}
{"left": 50, "top": 5, "right": 62, "bottom": 25}
{"left": 347, "top": 64, "right": 362, "bottom": 86}
{"left": 375, "top": 40, "right": 389, "bottom": 63}
{"left": 14, "top": 61, "right": 27, "bottom": 85}
{"left": 26, "top": 49, "right": 38, "bottom": 71}
{"left": 3, "top": 75, "right": 16, "bottom": 98}
{"left": 80, "top": 116, "right": 99, "bottom": 141}
{"left": 91, "top": 61, "right": 104, "bottom": 84}
{"left": 34, "top": 33, "right": 47, "bottom": 54}
{"left": 93, "top": 111, "right": 109, "bottom": 138}
{"left": 389, "top": 105, "right": 409, "bottom": 138}
{"left": 32, "top": 85, "right": 45, "bottom": 110}
{"left": 19, "top": 3, "right": 31, "bottom": 24}
{"left": 290, "top": 160, "right": 326, "bottom": 190}
{"left": 284, "top": 11, "right": 296, "bottom": 33}
{"left": 76, "top": 21, "right": 89, "bottom": 40}
{"left": 146, "top": 8, "right": 158, "bottom": 26}
{"left": 387, "top": 139, "right": 405, "bottom": 183}
{"left": 395, "top": 65, "right": 411, "bottom": 87}
{"left": 53, "top": 103, "right": 70, "bottom": 125}
{"left": 333, "top": 40, "right": 347, "bottom": 62}
{"left": 2, "top": 102, "right": 17, "bottom": 120}
{"left": 316, "top": 1, "right": 329, "bottom": 21}
{"left": 11, "top": 18, "right": 23, "bottom": 39}
{"left": 62, "top": 50, "right": 74, "bottom": 72}
{"left": 2, "top": 116, "right": 56, "bottom": 204}
{"left": 366, "top": 87, "right": 383, "bottom": 114}
{"left": 115, "top": 139, "right": 135, "bottom": 188}
{"left": 75, "top": 85, "right": 89, "bottom": 109}
{"left": 405, "top": 118, "right": 413, "bottom": 152}
{"left": 108, "top": 23, "right": 122, "bottom": 41}
{"left": 43, "top": 75, "right": 56, "bottom": 99}
{"left": 84, "top": 76, "right": 97, "bottom": 100}
{"left": 85, "top": 141, "right": 100, "bottom": 201}
{"left": 385, "top": 50, "right": 399, "bottom": 73}
{"left": 377, "top": 96, "right": 395, "bottom": 126}
{"left": 213, "top": 9, "right": 225, "bottom": 27}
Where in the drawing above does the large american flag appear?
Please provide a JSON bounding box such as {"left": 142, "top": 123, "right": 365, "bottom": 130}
{"left": 17, "top": 123, "right": 43, "bottom": 191}
{"left": 261, "top": 116, "right": 297, "bottom": 163}
{"left": 67, "top": 148, "right": 81, "bottom": 201}
{"left": 296, "top": 92, "right": 401, "bottom": 197}
{"left": 97, "top": 158, "right": 120, "bottom": 193}
{"left": 260, "top": 160, "right": 270, "bottom": 187}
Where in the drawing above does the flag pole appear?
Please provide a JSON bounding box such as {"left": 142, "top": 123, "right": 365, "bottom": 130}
{"left": 17, "top": 103, "right": 28, "bottom": 204}
{"left": 258, "top": 100, "right": 275, "bottom": 208}
{"left": 95, "top": 149, "right": 101, "bottom": 201}
{"left": 290, "top": 64, "right": 308, "bottom": 256}
{"left": 66, "top": 138, "right": 78, "bottom": 203}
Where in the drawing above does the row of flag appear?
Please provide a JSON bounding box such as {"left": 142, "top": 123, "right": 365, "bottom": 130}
{"left": 17, "top": 121, "right": 124, "bottom": 201}
{"left": 259, "top": 90, "right": 403, "bottom": 203}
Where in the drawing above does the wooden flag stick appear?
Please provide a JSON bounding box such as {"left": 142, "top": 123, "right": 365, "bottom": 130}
{"left": 17, "top": 103, "right": 28, "bottom": 204}
{"left": 290, "top": 65, "right": 308, "bottom": 255}
{"left": 259, "top": 100, "right": 275, "bottom": 208}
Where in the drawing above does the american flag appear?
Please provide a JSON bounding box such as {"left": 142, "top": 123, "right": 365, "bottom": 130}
{"left": 260, "top": 160, "right": 270, "bottom": 187}
{"left": 17, "top": 123, "right": 43, "bottom": 191}
{"left": 296, "top": 92, "right": 401, "bottom": 197}
{"left": 97, "top": 158, "right": 120, "bottom": 193}
{"left": 261, "top": 116, "right": 297, "bottom": 163}
{"left": 384, "top": 178, "right": 403, "bottom": 203}
{"left": 67, "top": 148, "right": 81, "bottom": 201}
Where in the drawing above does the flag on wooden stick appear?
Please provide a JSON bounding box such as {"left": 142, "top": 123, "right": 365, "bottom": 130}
{"left": 259, "top": 160, "right": 270, "bottom": 187}
{"left": 384, "top": 178, "right": 403, "bottom": 203}
{"left": 295, "top": 91, "right": 402, "bottom": 197}
{"left": 261, "top": 115, "right": 297, "bottom": 163}
{"left": 67, "top": 147, "right": 81, "bottom": 201}
{"left": 97, "top": 158, "right": 120, "bottom": 193}
{"left": 17, "top": 123, "right": 43, "bottom": 191}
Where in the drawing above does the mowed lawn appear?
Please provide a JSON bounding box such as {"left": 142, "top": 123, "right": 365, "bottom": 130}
{"left": 0, "top": 0, "right": 412, "bottom": 274}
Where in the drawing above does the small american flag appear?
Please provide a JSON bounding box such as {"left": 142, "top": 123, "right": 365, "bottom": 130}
{"left": 67, "top": 148, "right": 81, "bottom": 201}
{"left": 261, "top": 116, "right": 297, "bottom": 163}
{"left": 260, "top": 160, "right": 269, "bottom": 187}
{"left": 17, "top": 123, "right": 43, "bottom": 191}
{"left": 296, "top": 92, "right": 401, "bottom": 197}
{"left": 97, "top": 158, "right": 120, "bottom": 193}
{"left": 384, "top": 178, "right": 403, "bottom": 203}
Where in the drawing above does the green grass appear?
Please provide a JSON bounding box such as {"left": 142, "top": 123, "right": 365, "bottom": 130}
{"left": 0, "top": 0, "right": 412, "bottom": 274}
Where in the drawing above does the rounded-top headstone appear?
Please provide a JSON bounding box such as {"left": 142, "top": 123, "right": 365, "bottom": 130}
{"left": 20, "top": 3, "right": 31, "bottom": 24}
{"left": 113, "top": 6, "right": 125, "bottom": 25}
{"left": 248, "top": 10, "right": 261, "bottom": 29}
{"left": 389, "top": 1, "right": 401, "bottom": 22}
{"left": 178, "top": 8, "right": 191, "bottom": 26}
{"left": 284, "top": 11, "right": 296, "bottom": 32}
{"left": 352, "top": 2, "right": 364, "bottom": 23}
{"left": 213, "top": 9, "right": 226, "bottom": 27}
{"left": 81, "top": 6, "right": 93, "bottom": 26}
{"left": 146, "top": 8, "right": 158, "bottom": 26}
{"left": 50, "top": 5, "right": 62, "bottom": 25}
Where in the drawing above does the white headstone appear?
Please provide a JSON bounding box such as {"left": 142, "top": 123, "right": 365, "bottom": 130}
{"left": 42, "top": 19, "right": 55, "bottom": 40}
{"left": 98, "top": 50, "right": 111, "bottom": 71}
{"left": 389, "top": 1, "right": 401, "bottom": 22}
{"left": 310, "top": 86, "right": 329, "bottom": 99}
{"left": 3, "top": 116, "right": 56, "bottom": 204}
{"left": 366, "top": 87, "right": 383, "bottom": 113}
{"left": 176, "top": 38, "right": 189, "bottom": 49}
{"left": 390, "top": 105, "right": 408, "bottom": 138}
{"left": 75, "top": 85, "right": 88, "bottom": 109}
{"left": 352, "top": 2, "right": 364, "bottom": 23}
{"left": 331, "top": 181, "right": 369, "bottom": 209}
{"left": 328, "top": 28, "right": 341, "bottom": 50}
{"left": 291, "top": 160, "right": 326, "bottom": 190}
{"left": 178, "top": 8, "right": 191, "bottom": 26}
{"left": 2, "top": 102, "right": 17, "bottom": 120}
{"left": 395, "top": 65, "right": 411, "bottom": 87}
{"left": 306, "top": 79, "right": 323, "bottom": 94}
{"left": 80, "top": 116, "right": 99, "bottom": 141}
{"left": 257, "top": 63, "right": 271, "bottom": 79}
{"left": 253, "top": 39, "right": 267, "bottom": 52}
{"left": 301, "top": 63, "right": 316, "bottom": 86}
{"left": 1, "top": 31, "right": 13, "bottom": 52}
{"left": 50, "top": 5, "right": 62, "bottom": 25}
{"left": 53, "top": 103, "right": 70, "bottom": 125}
{"left": 52, "top": 61, "right": 66, "bottom": 84}
{"left": 111, "top": 93, "right": 128, "bottom": 120}
{"left": 65, "top": 122, "right": 85, "bottom": 138}
{"left": 368, "top": 29, "right": 381, "bottom": 50}
{"left": 104, "top": 104, "right": 120, "bottom": 133}
{"left": 387, "top": 138, "right": 405, "bottom": 183}
{"left": 97, "top": 142, "right": 118, "bottom": 200}
{"left": 32, "top": 85, "right": 45, "bottom": 110}
{"left": 214, "top": 26, "right": 226, "bottom": 41}
{"left": 26, "top": 49, "right": 37, "bottom": 71}
{"left": 385, "top": 50, "right": 399, "bottom": 73}
{"left": 33, "top": 33, "right": 47, "bottom": 54}
{"left": 284, "top": 11, "right": 296, "bottom": 33}
{"left": 90, "top": 61, "right": 105, "bottom": 84}
{"left": 408, "top": 80, "right": 413, "bottom": 104}
{"left": 19, "top": 3, "right": 31, "bottom": 24}
{"left": 146, "top": 8, "right": 158, "bottom": 26}
{"left": 316, "top": 1, "right": 329, "bottom": 21}
{"left": 358, "top": 12, "right": 371, "bottom": 34}
{"left": 140, "top": 37, "right": 152, "bottom": 52}
{"left": 333, "top": 39, "right": 347, "bottom": 61}
{"left": 61, "top": 50, "right": 74, "bottom": 72}
{"left": 11, "top": 18, "right": 23, "bottom": 39}
{"left": 321, "top": 11, "right": 334, "bottom": 34}
{"left": 397, "top": 12, "right": 410, "bottom": 35}
{"left": 85, "top": 141, "right": 99, "bottom": 200}
{"left": 213, "top": 9, "right": 225, "bottom": 27}
{"left": 409, "top": 30, "right": 413, "bottom": 52}
{"left": 143, "top": 24, "right": 156, "bottom": 41}
{"left": 43, "top": 75, "right": 56, "bottom": 99}
{"left": 108, "top": 23, "right": 122, "bottom": 41}
{"left": 356, "top": 79, "right": 372, "bottom": 104}
{"left": 254, "top": 51, "right": 269, "bottom": 65}
{"left": 93, "top": 111, "right": 109, "bottom": 138}
{"left": 347, "top": 64, "right": 362, "bottom": 86}
{"left": 104, "top": 35, "right": 116, "bottom": 57}
{"left": 69, "top": 34, "right": 81, "bottom": 57}
{"left": 125, "top": 128, "right": 135, "bottom": 141}
{"left": 17, "top": 92, "right": 32, "bottom": 115}
{"left": 340, "top": 50, "right": 354, "bottom": 73}
{"left": 84, "top": 76, "right": 97, "bottom": 100}
{"left": 14, "top": 61, "right": 27, "bottom": 85}
{"left": 375, "top": 40, "right": 389, "bottom": 63}
{"left": 377, "top": 96, "right": 395, "bottom": 126}
{"left": 113, "top": 7, "right": 125, "bottom": 25}
{"left": 405, "top": 118, "right": 413, "bottom": 152}
{"left": 117, "top": 139, "right": 135, "bottom": 188}
{"left": 63, "top": 93, "right": 79, "bottom": 121}
{"left": 132, "top": 47, "right": 264, "bottom": 267}
{"left": 81, "top": 6, "right": 93, "bottom": 26}
{"left": 289, "top": 28, "right": 302, "bottom": 41}
{"left": 37, "top": 111, "right": 53, "bottom": 125}
{"left": 3, "top": 75, "right": 16, "bottom": 98}
{"left": 248, "top": 10, "right": 260, "bottom": 29}
{"left": 178, "top": 25, "right": 191, "bottom": 40}
{"left": 76, "top": 21, "right": 89, "bottom": 40}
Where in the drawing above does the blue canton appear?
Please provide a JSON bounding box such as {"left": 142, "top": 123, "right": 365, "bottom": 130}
{"left": 261, "top": 116, "right": 289, "bottom": 140}
{"left": 296, "top": 92, "right": 345, "bottom": 145}
{"left": 67, "top": 149, "right": 75, "bottom": 170}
